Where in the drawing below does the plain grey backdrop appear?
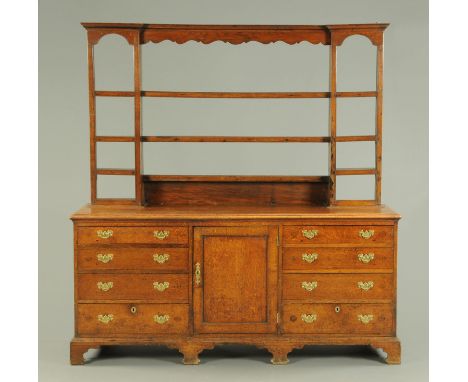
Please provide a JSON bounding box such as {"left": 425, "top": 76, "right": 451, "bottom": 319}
{"left": 39, "top": 0, "right": 428, "bottom": 381}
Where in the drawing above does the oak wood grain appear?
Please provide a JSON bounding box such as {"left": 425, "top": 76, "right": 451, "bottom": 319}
{"left": 77, "top": 246, "right": 188, "bottom": 272}
{"left": 282, "top": 273, "right": 394, "bottom": 302}
{"left": 193, "top": 226, "right": 278, "bottom": 334}
{"left": 77, "top": 273, "right": 188, "bottom": 301}
{"left": 282, "top": 247, "right": 393, "bottom": 272}
{"left": 77, "top": 303, "right": 189, "bottom": 336}
{"left": 282, "top": 225, "right": 394, "bottom": 245}
{"left": 77, "top": 226, "right": 188, "bottom": 245}
{"left": 143, "top": 180, "right": 329, "bottom": 207}
{"left": 72, "top": 22, "right": 398, "bottom": 366}
{"left": 71, "top": 204, "right": 401, "bottom": 221}
{"left": 282, "top": 303, "right": 394, "bottom": 335}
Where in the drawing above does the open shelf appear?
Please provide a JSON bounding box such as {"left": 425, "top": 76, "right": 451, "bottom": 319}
{"left": 83, "top": 23, "right": 387, "bottom": 206}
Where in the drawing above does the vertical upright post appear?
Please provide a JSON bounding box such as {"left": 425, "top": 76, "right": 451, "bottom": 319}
{"left": 328, "top": 41, "right": 337, "bottom": 205}
{"left": 87, "top": 39, "right": 97, "bottom": 204}
{"left": 133, "top": 31, "right": 143, "bottom": 205}
{"left": 375, "top": 42, "right": 384, "bottom": 204}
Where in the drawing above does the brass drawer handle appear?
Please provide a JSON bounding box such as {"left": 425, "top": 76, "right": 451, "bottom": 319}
{"left": 97, "top": 253, "right": 114, "bottom": 263}
{"left": 97, "top": 314, "right": 114, "bottom": 324}
{"left": 96, "top": 229, "right": 113, "bottom": 239}
{"left": 154, "top": 230, "right": 170, "bottom": 240}
{"left": 301, "top": 314, "right": 317, "bottom": 323}
{"left": 357, "top": 281, "right": 374, "bottom": 291}
{"left": 359, "top": 230, "right": 374, "bottom": 239}
{"left": 302, "top": 253, "right": 319, "bottom": 263}
{"left": 195, "top": 262, "right": 201, "bottom": 286}
{"left": 153, "top": 314, "right": 170, "bottom": 324}
{"left": 153, "top": 253, "right": 170, "bottom": 264}
{"left": 302, "top": 229, "right": 318, "bottom": 239}
{"left": 97, "top": 281, "right": 113, "bottom": 292}
{"left": 357, "top": 253, "right": 375, "bottom": 263}
{"left": 153, "top": 281, "right": 169, "bottom": 292}
{"left": 357, "top": 314, "right": 374, "bottom": 324}
{"left": 301, "top": 281, "right": 318, "bottom": 291}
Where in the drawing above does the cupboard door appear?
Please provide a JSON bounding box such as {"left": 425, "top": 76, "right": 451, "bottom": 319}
{"left": 193, "top": 226, "right": 278, "bottom": 334}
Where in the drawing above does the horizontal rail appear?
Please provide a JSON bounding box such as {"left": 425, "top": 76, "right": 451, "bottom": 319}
{"left": 97, "top": 168, "right": 136, "bottom": 175}
{"left": 336, "top": 168, "right": 376, "bottom": 175}
{"left": 96, "top": 136, "right": 135, "bottom": 142}
{"left": 142, "top": 136, "right": 329, "bottom": 143}
{"left": 143, "top": 91, "right": 330, "bottom": 98}
{"left": 97, "top": 135, "right": 375, "bottom": 143}
{"left": 95, "top": 90, "right": 377, "bottom": 99}
{"left": 95, "top": 91, "right": 135, "bottom": 97}
{"left": 142, "top": 175, "right": 329, "bottom": 182}
{"left": 336, "top": 135, "right": 376, "bottom": 142}
{"left": 96, "top": 135, "right": 374, "bottom": 143}
{"left": 336, "top": 91, "right": 377, "bottom": 98}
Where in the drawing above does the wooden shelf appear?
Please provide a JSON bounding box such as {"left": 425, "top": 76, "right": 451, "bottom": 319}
{"left": 96, "top": 136, "right": 135, "bottom": 142}
{"left": 96, "top": 135, "right": 375, "bottom": 144}
{"left": 84, "top": 23, "right": 387, "bottom": 206}
{"left": 142, "top": 175, "right": 328, "bottom": 182}
{"left": 97, "top": 168, "right": 135, "bottom": 175}
{"left": 141, "top": 136, "right": 330, "bottom": 143}
{"left": 336, "top": 168, "right": 376, "bottom": 176}
{"left": 95, "top": 90, "right": 377, "bottom": 99}
{"left": 336, "top": 135, "right": 376, "bottom": 142}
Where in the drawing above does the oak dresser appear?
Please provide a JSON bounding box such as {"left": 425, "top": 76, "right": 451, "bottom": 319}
{"left": 70, "top": 22, "right": 401, "bottom": 365}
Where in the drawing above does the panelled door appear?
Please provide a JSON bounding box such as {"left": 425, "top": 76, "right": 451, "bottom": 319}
{"left": 193, "top": 226, "right": 278, "bottom": 334}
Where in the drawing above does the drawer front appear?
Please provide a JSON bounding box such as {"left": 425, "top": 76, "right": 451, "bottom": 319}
{"left": 282, "top": 274, "right": 393, "bottom": 301}
{"left": 282, "top": 247, "right": 393, "bottom": 271}
{"left": 77, "top": 226, "right": 188, "bottom": 245}
{"left": 77, "top": 247, "right": 188, "bottom": 272}
{"left": 283, "top": 225, "right": 393, "bottom": 246}
{"left": 77, "top": 274, "right": 188, "bottom": 301}
{"left": 77, "top": 303, "right": 189, "bottom": 336}
{"left": 282, "top": 303, "right": 393, "bottom": 334}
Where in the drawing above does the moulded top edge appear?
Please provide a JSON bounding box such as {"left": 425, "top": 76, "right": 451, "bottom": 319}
{"left": 70, "top": 204, "right": 401, "bottom": 221}
{"left": 80, "top": 22, "right": 389, "bottom": 31}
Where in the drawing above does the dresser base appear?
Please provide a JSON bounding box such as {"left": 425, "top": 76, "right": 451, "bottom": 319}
{"left": 70, "top": 336, "right": 401, "bottom": 365}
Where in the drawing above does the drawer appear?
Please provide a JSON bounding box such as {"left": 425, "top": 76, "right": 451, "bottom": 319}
{"left": 282, "top": 225, "right": 393, "bottom": 246}
{"left": 77, "top": 274, "right": 188, "bottom": 302}
{"left": 77, "top": 247, "right": 188, "bottom": 272}
{"left": 282, "top": 273, "right": 393, "bottom": 301}
{"left": 77, "top": 303, "right": 189, "bottom": 336}
{"left": 282, "top": 303, "right": 394, "bottom": 335}
{"left": 77, "top": 226, "right": 188, "bottom": 245}
{"left": 282, "top": 247, "right": 393, "bottom": 271}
